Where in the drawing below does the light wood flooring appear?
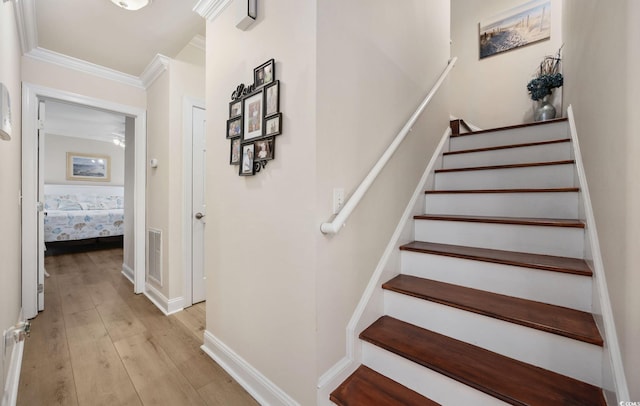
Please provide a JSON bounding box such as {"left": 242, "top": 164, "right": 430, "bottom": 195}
{"left": 17, "top": 247, "right": 258, "bottom": 406}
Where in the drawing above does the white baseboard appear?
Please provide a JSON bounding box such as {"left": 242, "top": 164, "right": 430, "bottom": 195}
{"left": 316, "top": 127, "right": 452, "bottom": 398}
{"left": 316, "top": 357, "right": 358, "bottom": 406}
{"left": 2, "top": 309, "right": 25, "bottom": 406}
{"left": 201, "top": 330, "right": 299, "bottom": 406}
{"left": 121, "top": 263, "right": 134, "bottom": 284}
{"left": 143, "top": 283, "right": 184, "bottom": 316}
{"left": 567, "top": 105, "right": 629, "bottom": 402}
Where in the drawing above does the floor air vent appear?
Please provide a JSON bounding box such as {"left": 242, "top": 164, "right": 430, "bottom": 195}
{"left": 147, "top": 228, "right": 162, "bottom": 286}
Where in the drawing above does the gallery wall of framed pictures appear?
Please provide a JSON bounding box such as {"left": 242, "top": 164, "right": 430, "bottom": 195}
{"left": 226, "top": 59, "right": 283, "bottom": 177}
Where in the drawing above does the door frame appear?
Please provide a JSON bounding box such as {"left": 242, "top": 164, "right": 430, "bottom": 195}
{"left": 21, "top": 83, "right": 147, "bottom": 319}
{"left": 182, "top": 97, "right": 206, "bottom": 307}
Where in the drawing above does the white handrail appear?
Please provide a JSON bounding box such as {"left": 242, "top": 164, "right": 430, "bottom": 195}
{"left": 320, "top": 57, "right": 457, "bottom": 235}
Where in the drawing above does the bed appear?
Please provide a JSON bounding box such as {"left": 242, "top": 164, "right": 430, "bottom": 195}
{"left": 43, "top": 184, "right": 124, "bottom": 243}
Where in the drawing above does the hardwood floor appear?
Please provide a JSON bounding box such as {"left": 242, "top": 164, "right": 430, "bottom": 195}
{"left": 18, "top": 248, "right": 258, "bottom": 406}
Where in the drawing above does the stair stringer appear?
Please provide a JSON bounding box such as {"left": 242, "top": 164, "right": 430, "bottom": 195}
{"left": 316, "top": 127, "right": 452, "bottom": 406}
{"left": 567, "top": 105, "right": 629, "bottom": 404}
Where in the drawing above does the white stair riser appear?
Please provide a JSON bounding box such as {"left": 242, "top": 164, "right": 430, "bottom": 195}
{"left": 384, "top": 292, "right": 603, "bottom": 386}
{"left": 362, "top": 342, "right": 510, "bottom": 406}
{"left": 425, "top": 192, "right": 579, "bottom": 219}
{"left": 414, "top": 220, "right": 584, "bottom": 258}
{"left": 434, "top": 164, "right": 576, "bottom": 190}
{"left": 443, "top": 141, "right": 572, "bottom": 169}
{"left": 449, "top": 122, "right": 568, "bottom": 152}
{"left": 401, "top": 251, "right": 592, "bottom": 312}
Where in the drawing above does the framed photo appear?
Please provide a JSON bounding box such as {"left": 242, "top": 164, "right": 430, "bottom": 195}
{"left": 243, "top": 90, "right": 264, "bottom": 141}
{"left": 239, "top": 143, "right": 255, "bottom": 176}
{"left": 230, "top": 137, "right": 241, "bottom": 165}
{"left": 66, "top": 152, "right": 111, "bottom": 182}
{"left": 479, "top": 0, "right": 551, "bottom": 59}
{"left": 227, "top": 117, "right": 242, "bottom": 139}
{"left": 264, "top": 113, "right": 282, "bottom": 137}
{"left": 229, "top": 99, "right": 242, "bottom": 118}
{"left": 254, "top": 137, "right": 275, "bottom": 162}
{"left": 254, "top": 59, "right": 275, "bottom": 89}
{"left": 264, "top": 80, "right": 279, "bottom": 117}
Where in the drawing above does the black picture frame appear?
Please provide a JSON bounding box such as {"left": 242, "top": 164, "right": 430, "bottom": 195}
{"left": 239, "top": 143, "right": 255, "bottom": 176}
{"left": 264, "top": 80, "right": 279, "bottom": 118}
{"left": 254, "top": 137, "right": 275, "bottom": 162}
{"left": 229, "top": 99, "right": 242, "bottom": 119}
{"left": 242, "top": 90, "right": 264, "bottom": 141}
{"left": 264, "top": 113, "right": 282, "bottom": 137}
{"left": 230, "top": 137, "right": 241, "bottom": 165}
{"left": 227, "top": 117, "right": 243, "bottom": 139}
{"left": 254, "top": 59, "right": 275, "bottom": 89}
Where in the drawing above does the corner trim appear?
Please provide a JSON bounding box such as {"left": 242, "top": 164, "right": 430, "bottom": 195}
{"left": 144, "top": 283, "right": 184, "bottom": 316}
{"left": 201, "top": 330, "right": 300, "bottom": 406}
{"left": 189, "top": 35, "right": 206, "bottom": 52}
{"left": 567, "top": 105, "right": 629, "bottom": 401}
{"left": 12, "top": 0, "right": 38, "bottom": 54}
{"left": 140, "top": 54, "right": 170, "bottom": 89}
{"left": 193, "top": 0, "right": 233, "bottom": 22}
{"left": 25, "top": 47, "right": 144, "bottom": 89}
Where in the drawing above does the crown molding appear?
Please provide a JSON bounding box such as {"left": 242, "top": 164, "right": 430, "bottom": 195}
{"left": 140, "top": 54, "right": 170, "bottom": 88}
{"left": 193, "top": 0, "right": 232, "bottom": 23}
{"left": 13, "top": 0, "right": 38, "bottom": 54}
{"left": 189, "top": 35, "right": 206, "bottom": 52}
{"left": 26, "top": 47, "right": 145, "bottom": 89}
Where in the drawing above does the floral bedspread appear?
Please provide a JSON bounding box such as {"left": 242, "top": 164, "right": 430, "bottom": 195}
{"left": 44, "top": 209, "right": 124, "bottom": 242}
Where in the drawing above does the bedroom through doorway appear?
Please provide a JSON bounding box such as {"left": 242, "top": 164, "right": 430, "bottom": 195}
{"left": 42, "top": 100, "right": 129, "bottom": 258}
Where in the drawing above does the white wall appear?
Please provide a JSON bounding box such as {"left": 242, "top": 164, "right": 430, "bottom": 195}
{"left": 0, "top": 0, "right": 22, "bottom": 394}
{"left": 204, "top": 0, "right": 450, "bottom": 403}
{"left": 145, "top": 54, "right": 205, "bottom": 301}
{"left": 123, "top": 117, "right": 135, "bottom": 273}
{"left": 451, "top": 0, "right": 563, "bottom": 128}
{"left": 21, "top": 56, "right": 146, "bottom": 109}
{"left": 44, "top": 134, "right": 125, "bottom": 186}
{"left": 315, "top": 0, "right": 451, "bottom": 378}
{"left": 562, "top": 0, "right": 639, "bottom": 399}
{"left": 205, "top": 1, "right": 318, "bottom": 403}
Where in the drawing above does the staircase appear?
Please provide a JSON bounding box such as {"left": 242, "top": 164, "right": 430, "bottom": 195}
{"left": 331, "top": 119, "right": 607, "bottom": 405}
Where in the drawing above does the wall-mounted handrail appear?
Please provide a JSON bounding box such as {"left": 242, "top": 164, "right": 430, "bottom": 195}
{"left": 320, "top": 57, "right": 457, "bottom": 235}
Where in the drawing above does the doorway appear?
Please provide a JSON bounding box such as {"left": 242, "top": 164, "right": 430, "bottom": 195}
{"left": 183, "top": 98, "right": 206, "bottom": 306}
{"left": 21, "top": 83, "right": 147, "bottom": 319}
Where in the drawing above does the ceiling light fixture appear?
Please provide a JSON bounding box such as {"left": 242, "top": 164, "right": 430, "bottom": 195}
{"left": 110, "top": 0, "right": 151, "bottom": 11}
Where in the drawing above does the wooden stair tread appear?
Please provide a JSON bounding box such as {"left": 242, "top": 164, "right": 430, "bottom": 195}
{"left": 360, "top": 316, "right": 606, "bottom": 406}
{"left": 451, "top": 118, "right": 568, "bottom": 137}
{"left": 330, "top": 365, "right": 440, "bottom": 406}
{"left": 434, "top": 159, "right": 574, "bottom": 174}
{"left": 414, "top": 214, "right": 585, "bottom": 228}
{"left": 399, "top": 241, "right": 592, "bottom": 276}
{"left": 425, "top": 187, "right": 579, "bottom": 194}
{"left": 444, "top": 138, "right": 570, "bottom": 156}
{"left": 383, "top": 275, "right": 602, "bottom": 345}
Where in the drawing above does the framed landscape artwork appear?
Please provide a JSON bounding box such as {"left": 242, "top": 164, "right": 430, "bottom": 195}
{"left": 479, "top": 0, "right": 551, "bottom": 59}
{"left": 66, "top": 152, "right": 111, "bottom": 182}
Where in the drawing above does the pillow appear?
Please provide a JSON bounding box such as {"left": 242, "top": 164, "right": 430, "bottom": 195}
{"left": 57, "top": 199, "right": 83, "bottom": 211}
{"left": 79, "top": 202, "right": 98, "bottom": 210}
{"left": 44, "top": 194, "right": 75, "bottom": 210}
{"left": 98, "top": 200, "right": 118, "bottom": 210}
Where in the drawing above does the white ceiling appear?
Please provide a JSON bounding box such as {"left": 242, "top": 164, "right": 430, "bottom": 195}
{"left": 44, "top": 100, "right": 127, "bottom": 144}
{"left": 35, "top": 0, "right": 206, "bottom": 76}
{"left": 33, "top": 0, "right": 206, "bottom": 144}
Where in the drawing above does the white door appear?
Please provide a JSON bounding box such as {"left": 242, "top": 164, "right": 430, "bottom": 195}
{"left": 192, "top": 106, "right": 206, "bottom": 304}
{"left": 37, "top": 101, "right": 46, "bottom": 311}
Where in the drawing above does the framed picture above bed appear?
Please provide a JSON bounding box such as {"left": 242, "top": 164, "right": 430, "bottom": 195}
{"left": 66, "top": 152, "right": 111, "bottom": 182}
